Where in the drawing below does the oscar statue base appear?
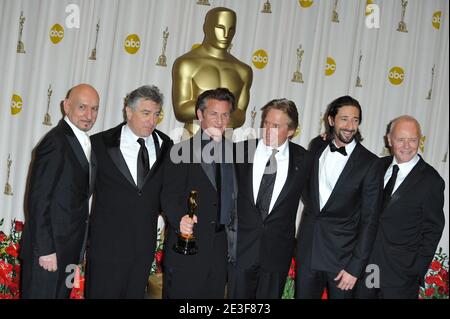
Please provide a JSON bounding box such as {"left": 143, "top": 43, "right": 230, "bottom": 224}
{"left": 173, "top": 233, "right": 198, "bottom": 255}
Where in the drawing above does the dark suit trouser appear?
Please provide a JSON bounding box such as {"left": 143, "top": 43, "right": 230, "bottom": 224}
{"left": 296, "top": 263, "right": 354, "bottom": 299}
{"left": 21, "top": 255, "right": 71, "bottom": 299}
{"left": 86, "top": 258, "right": 151, "bottom": 299}
{"left": 228, "top": 265, "right": 287, "bottom": 299}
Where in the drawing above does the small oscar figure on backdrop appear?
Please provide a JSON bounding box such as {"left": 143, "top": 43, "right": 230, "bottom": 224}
{"left": 261, "top": 1, "right": 272, "bottom": 13}
{"left": 332, "top": 0, "right": 340, "bottom": 23}
{"left": 174, "top": 190, "right": 199, "bottom": 255}
{"left": 4, "top": 154, "right": 13, "bottom": 196}
{"left": 291, "top": 45, "right": 304, "bottom": 83}
{"left": 89, "top": 19, "right": 100, "bottom": 60}
{"left": 17, "top": 11, "right": 26, "bottom": 53}
{"left": 197, "top": 0, "right": 210, "bottom": 6}
{"left": 397, "top": 0, "right": 408, "bottom": 33}
{"left": 355, "top": 51, "right": 363, "bottom": 87}
{"left": 426, "top": 65, "right": 435, "bottom": 100}
{"left": 43, "top": 84, "right": 53, "bottom": 126}
{"left": 156, "top": 27, "right": 169, "bottom": 67}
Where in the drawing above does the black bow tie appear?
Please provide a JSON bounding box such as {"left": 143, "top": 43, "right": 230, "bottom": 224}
{"left": 329, "top": 143, "right": 347, "bottom": 156}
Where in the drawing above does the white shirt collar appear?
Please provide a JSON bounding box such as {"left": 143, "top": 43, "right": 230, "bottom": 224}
{"left": 331, "top": 138, "right": 357, "bottom": 156}
{"left": 64, "top": 116, "right": 89, "bottom": 141}
{"left": 391, "top": 154, "right": 420, "bottom": 171}
{"left": 259, "top": 138, "right": 289, "bottom": 159}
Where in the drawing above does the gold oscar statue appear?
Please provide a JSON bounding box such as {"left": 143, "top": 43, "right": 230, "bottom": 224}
{"left": 426, "top": 64, "right": 435, "bottom": 100}
{"left": 43, "top": 84, "right": 53, "bottom": 126}
{"left": 17, "top": 11, "right": 26, "bottom": 54}
{"left": 197, "top": 0, "right": 210, "bottom": 6}
{"left": 397, "top": 0, "right": 408, "bottom": 33}
{"left": 250, "top": 106, "right": 257, "bottom": 129}
{"left": 89, "top": 19, "right": 100, "bottom": 60}
{"left": 156, "top": 27, "right": 169, "bottom": 67}
{"left": 4, "top": 154, "right": 13, "bottom": 196}
{"left": 291, "top": 45, "right": 304, "bottom": 83}
{"left": 174, "top": 190, "right": 199, "bottom": 255}
{"left": 172, "top": 7, "right": 253, "bottom": 136}
{"left": 332, "top": 0, "right": 339, "bottom": 23}
{"left": 262, "top": 1, "right": 272, "bottom": 13}
{"left": 355, "top": 51, "right": 363, "bottom": 87}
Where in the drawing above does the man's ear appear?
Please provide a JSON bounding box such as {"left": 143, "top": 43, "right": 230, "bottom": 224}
{"left": 125, "top": 106, "right": 133, "bottom": 121}
{"left": 328, "top": 115, "right": 334, "bottom": 127}
{"left": 196, "top": 109, "right": 203, "bottom": 121}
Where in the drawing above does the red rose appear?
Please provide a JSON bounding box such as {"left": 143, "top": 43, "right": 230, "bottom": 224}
{"left": 0, "top": 231, "right": 6, "bottom": 242}
{"left": 425, "top": 287, "right": 435, "bottom": 297}
{"left": 321, "top": 288, "right": 328, "bottom": 299}
{"left": 430, "top": 260, "right": 441, "bottom": 271}
{"left": 439, "top": 269, "right": 448, "bottom": 281}
{"left": 425, "top": 276, "right": 434, "bottom": 285}
{"left": 155, "top": 250, "right": 163, "bottom": 265}
{"left": 14, "top": 220, "right": 24, "bottom": 232}
{"left": 0, "top": 260, "right": 13, "bottom": 273}
{"left": 433, "top": 276, "right": 445, "bottom": 287}
{"left": 5, "top": 243, "right": 19, "bottom": 258}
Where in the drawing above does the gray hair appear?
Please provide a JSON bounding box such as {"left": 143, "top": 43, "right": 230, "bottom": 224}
{"left": 124, "top": 85, "right": 164, "bottom": 110}
{"left": 388, "top": 115, "right": 422, "bottom": 137}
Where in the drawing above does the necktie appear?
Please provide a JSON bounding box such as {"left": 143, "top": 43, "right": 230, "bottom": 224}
{"left": 329, "top": 143, "right": 347, "bottom": 156}
{"left": 256, "top": 149, "right": 278, "bottom": 221}
{"left": 137, "top": 138, "right": 149, "bottom": 187}
{"left": 383, "top": 164, "right": 399, "bottom": 207}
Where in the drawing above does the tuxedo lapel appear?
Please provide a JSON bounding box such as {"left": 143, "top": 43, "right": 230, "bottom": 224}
{"left": 247, "top": 140, "right": 258, "bottom": 205}
{"left": 270, "top": 142, "right": 303, "bottom": 212}
{"left": 61, "top": 120, "right": 89, "bottom": 173}
{"left": 143, "top": 130, "right": 167, "bottom": 185}
{"left": 105, "top": 124, "right": 136, "bottom": 188}
{"left": 89, "top": 149, "right": 97, "bottom": 195}
{"left": 312, "top": 143, "right": 327, "bottom": 214}
{"left": 386, "top": 158, "right": 426, "bottom": 209}
{"left": 321, "top": 143, "right": 362, "bottom": 212}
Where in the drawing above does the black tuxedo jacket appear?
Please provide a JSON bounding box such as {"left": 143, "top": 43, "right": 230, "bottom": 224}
{"left": 234, "top": 139, "right": 313, "bottom": 273}
{"left": 21, "top": 120, "right": 95, "bottom": 298}
{"left": 297, "top": 136, "right": 383, "bottom": 277}
{"left": 87, "top": 123, "right": 172, "bottom": 265}
{"left": 161, "top": 134, "right": 238, "bottom": 297}
{"left": 369, "top": 156, "right": 445, "bottom": 288}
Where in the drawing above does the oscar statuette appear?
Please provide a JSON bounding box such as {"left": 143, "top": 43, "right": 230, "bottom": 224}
{"left": 174, "top": 190, "right": 199, "bottom": 255}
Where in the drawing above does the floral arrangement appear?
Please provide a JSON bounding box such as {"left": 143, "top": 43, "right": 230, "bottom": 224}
{"left": 282, "top": 257, "right": 296, "bottom": 299}
{"left": 150, "top": 225, "right": 164, "bottom": 275}
{"left": 0, "top": 218, "right": 23, "bottom": 299}
{"left": 420, "top": 247, "right": 449, "bottom": 299}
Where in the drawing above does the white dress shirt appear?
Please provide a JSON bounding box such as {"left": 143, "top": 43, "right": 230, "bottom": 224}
{"left": 318, "top": 139, "right": 357, "bottom": 210}
{"left": 120, "top": 125, "right": 159, "bottom": 185}
{"left": 384, "top": 154, "right": 420, "bottom": 194}
{"left": 64, "top": 116, "right": 91, "bottom": 162}
{"left": 253, "top": 139, "right": 290, "bottom": 214}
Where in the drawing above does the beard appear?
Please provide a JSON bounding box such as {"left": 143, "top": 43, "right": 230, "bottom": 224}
{"left": 336, "top": 129, "right": 356, "bottom": 145}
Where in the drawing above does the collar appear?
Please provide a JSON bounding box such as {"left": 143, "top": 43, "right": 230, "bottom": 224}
{"left": 64, "top": 116, "right": 89, "bottom": 141}
{"left": 331, "top": 138, "right": 357, "bottom": 156}
{"left": 259, "top": 138, "right": 289, "bottom": 159}
{"left": 391, "top": 154, "right": 420, "bottom": 172}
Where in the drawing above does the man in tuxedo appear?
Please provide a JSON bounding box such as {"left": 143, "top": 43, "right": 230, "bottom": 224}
{"left": 20, "top": 84, "right": 100, "bottom": 298}
{"left": 296, "top": 95, "right": 383, "bottom": 299}
{"left": 357, "top": 115, "right": 445, "bottom": 299}
{"left": 86, "top": 85, "right": 172, "bottom": 298}
{"left": 228, "top": 99, "right": 313, "bottom": 299}
{"left": 161, "top": 88, "right": 237, "bottom": 298}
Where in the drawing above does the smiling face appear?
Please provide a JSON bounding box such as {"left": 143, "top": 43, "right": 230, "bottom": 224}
{"left": 63, "top": 84, "right": 100, "bottom": 132}
{"left": 126, "top": 99, "right": 161, "bottom": 138}
{"left": 388, "top": 119, "right": 421, "bottom": 164}
{"left": 197, "top": 98, "right": 232, "bottom": 141}
{"left": 262, "top": 109, "right": 295, "bottom": 148}
{"left": 328, "top": 105, "right": 360, "bottom": 147}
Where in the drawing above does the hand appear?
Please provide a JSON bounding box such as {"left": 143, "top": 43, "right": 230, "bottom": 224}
{"left": 39, "top": 253, "right": 58, "bottom": 272}
{"left": 334, "top": 269, "right": 357, "bottom": 291}
{"left": 179, "top": 214, "right": 198, "bottom": 235}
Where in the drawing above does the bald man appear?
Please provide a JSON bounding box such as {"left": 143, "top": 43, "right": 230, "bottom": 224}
{"left": 20, "top": 84, "right": 100, "bottom": 298}
{"left": 357, "top": 116, "right": 445, "bottom": 299}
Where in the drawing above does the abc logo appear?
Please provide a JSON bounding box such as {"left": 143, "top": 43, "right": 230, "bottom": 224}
{"left": 49, "top": 24, "right": 64, "bottom": 44}
{"left": 432, "top": 11, "right": 441, "bottom": 30}
{"left": 325, "top": 57, "right": 336, "bottom": 76}
{"left": 388, "top": 66, "right": 405, "bottom": 85}
{"left": 124, "top": 34, "right": 141, "bottom": 54}
{"left": 299, "top": 0, "right": 313, "bottom": 8}
{"left": 11, "top": 94, "right": 23, "bottom": 115}
{"left": 252, "top": 49, "right": 269, "bottom": 69}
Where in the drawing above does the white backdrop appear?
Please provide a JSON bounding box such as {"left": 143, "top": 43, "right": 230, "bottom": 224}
{"left": 0, "top": 0, "right": 448, "bottom": 256}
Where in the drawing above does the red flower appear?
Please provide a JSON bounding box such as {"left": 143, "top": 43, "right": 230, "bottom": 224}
{"left": 155, "top": 250, "right": 163, "bottom": 265}
{"left": 425, "top": 287, "right": 435, "bottom": 297}
{"left": 425, "top": 276, "right": 434, "bottom": 285}
{"left": 14, "top": 220, "right": 24, "bottom": 232}
{"left": 430, "top": 260, "right": 441, "bottom": 271}
{"left": 287, "top": 258, "right": 296, "bottom": 279}
{"left": 0, "top": 231, "right": 6, "bottom": 242}
{"left": 321, "top": 288, "right": 328, "bottom": 299}
{"left": 5, "top": 243, "right": 19, "bottom": 258}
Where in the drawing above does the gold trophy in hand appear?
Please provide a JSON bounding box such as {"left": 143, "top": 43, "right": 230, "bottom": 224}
{"left": 174, "top": 190, "right": 199, "bottom": 255}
